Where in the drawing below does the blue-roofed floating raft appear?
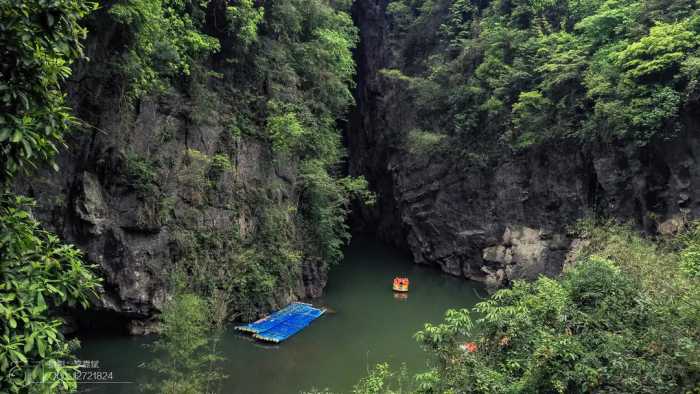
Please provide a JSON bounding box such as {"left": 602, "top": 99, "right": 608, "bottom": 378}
{"left": 235, "top": 302, "right": 325, "bottom": 343}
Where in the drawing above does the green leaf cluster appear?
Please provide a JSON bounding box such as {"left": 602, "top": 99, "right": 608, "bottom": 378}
{"left": 0, "top": 195, "right": 100, "bottom": 393}
{"left": 226, "top": 0, "right": 264, "bottom": 48}
{"left": 352, "top": 363, "right": 411, "bottom": 394}
{"left": 0, "top": 0, "right": 96, "bottom": 180}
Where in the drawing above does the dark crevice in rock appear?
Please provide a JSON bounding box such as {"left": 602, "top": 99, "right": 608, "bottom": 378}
{"left": 347, "top": 0, "right": 405, "bottom": 246}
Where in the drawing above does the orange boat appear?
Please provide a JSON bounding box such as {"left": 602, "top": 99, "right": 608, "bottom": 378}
{"left": 392, "top": 277, "right": 409, "bottom": 292}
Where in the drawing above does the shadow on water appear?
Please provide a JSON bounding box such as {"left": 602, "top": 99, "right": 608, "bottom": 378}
{"left": 76, "top": 236, "right": 486, "bottom": 393}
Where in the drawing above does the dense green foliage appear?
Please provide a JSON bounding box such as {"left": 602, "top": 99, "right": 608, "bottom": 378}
{"left": 247, "top": 0, "right": 366, "bottom": 269}
{"left": 0, "top": 196, "right": 100, "bottom": 393}
{"left": 0, "top": 0, "right": 96, "bottom": 180}
{"left": 362, "top": 222, "right": 698, "bottom": 393}
{"left": 108, "top": 0, "right": 220, "bottom": 100}
{"left": 384, "top": 0, "right": 700, "bottom": 152}
{"left": 0, "top": 1, "right": 101, "bottom": 392}
{"left": 0, "top": 196, "right": 100, "bottom": 392}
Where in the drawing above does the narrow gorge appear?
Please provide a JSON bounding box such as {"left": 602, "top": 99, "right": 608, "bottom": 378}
{"left": 14, "top": 0, "right": 700, "bottom": 333}
{"left": 3, "top": 0, "right": 699, "bottom": 392}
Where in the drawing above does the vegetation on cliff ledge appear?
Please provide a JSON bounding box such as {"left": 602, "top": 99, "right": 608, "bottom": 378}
{"left": 384, "top": 0, "right": 700, "bottom": 154}
{"left": 102, "top": 0, "right": 370, "bottom": 319}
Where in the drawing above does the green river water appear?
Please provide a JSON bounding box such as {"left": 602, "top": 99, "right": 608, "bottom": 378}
{"left": 76, "top": 237, "right": 485, "bottom": 393}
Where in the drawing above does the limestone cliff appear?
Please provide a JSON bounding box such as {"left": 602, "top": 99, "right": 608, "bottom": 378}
{"left": 18, "top": 7, "right": 329, "bottom": 334}
{"left": 348, "top": 0, "right": 700, "bottom": 288}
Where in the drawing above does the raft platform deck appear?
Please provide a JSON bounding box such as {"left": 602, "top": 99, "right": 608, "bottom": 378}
{"left": 235, "top": 302, "right": 325, "bottom": 343}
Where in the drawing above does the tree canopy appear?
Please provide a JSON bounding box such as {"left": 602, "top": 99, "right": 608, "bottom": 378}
{"left": 383, "top": 0, "right": 700, "bottom": 152}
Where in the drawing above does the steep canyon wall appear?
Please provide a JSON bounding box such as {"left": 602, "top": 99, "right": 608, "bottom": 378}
{"left": 348, "top": 0, "right": 700, "bottom": 288}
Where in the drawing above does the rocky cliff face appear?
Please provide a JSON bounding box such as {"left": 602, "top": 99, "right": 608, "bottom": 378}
{"left": 18, "top": 1, "right": 700, "bottom": 331}
{"left": 348, "top": 0, "right": 700, "bottom": 289}
{"left": 18, "top": 13, "right": 326, "bottom": 334}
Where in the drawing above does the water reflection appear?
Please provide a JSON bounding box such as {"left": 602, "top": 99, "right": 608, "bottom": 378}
{"left": 393, "top": 292, "right": 409, "bottom": 300}
{"left": 77, "top": 236, "right": 485, "bottom": 394}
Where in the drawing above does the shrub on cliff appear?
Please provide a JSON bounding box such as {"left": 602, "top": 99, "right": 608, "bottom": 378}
{"left": 382, "top": 0, "right": 700, "bottom": 152}
{"left": 108, "top": 0, "right": 220, "bottom": 100}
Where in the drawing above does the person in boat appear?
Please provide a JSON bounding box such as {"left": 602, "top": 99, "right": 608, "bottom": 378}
{"left": 393, "top": 277, "right": 410, "bottom": 292}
